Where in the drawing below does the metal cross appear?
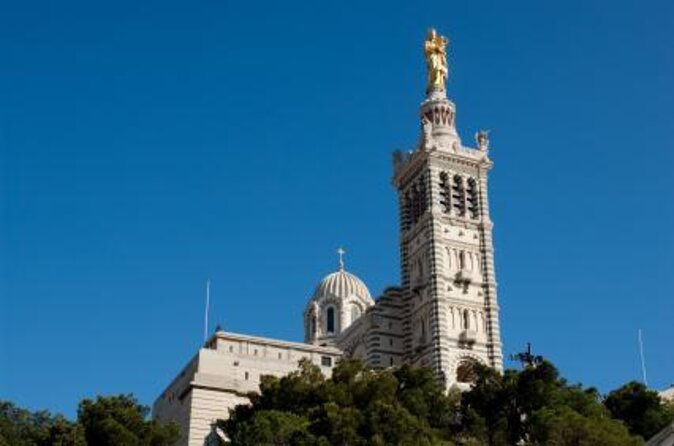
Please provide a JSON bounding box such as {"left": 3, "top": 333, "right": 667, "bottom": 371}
{"left": 337, "top": 247, "right": 346, "bottom": 270}
{"left": 510, "top": 342, "right": 543, "bottom": 368}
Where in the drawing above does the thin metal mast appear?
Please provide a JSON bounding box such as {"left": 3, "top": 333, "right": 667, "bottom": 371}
{"left": 638, "top": 328, "right": 648, "bottom": 386}
{"left": 204, "top": 279, "right": 210, "bottom": 342}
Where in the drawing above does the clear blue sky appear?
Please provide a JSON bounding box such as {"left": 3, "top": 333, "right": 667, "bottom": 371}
{"left": 1, "top": 0, "right": 673, "bottom": 417}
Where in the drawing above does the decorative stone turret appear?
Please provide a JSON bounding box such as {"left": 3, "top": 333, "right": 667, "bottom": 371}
{"left": 419, "top": 90, "right": 461, "bottom": 153}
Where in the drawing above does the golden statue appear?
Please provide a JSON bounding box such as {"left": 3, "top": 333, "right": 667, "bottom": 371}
{"left": 424, "top": 28, "right": 449, "bottom": 92}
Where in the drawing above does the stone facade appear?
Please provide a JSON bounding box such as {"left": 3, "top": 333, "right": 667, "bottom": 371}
{"left": 153, "top": 332, "right": 341, "bottom": 446}
{"left": 154, "top": 36, "right": 504, "bottom": 445}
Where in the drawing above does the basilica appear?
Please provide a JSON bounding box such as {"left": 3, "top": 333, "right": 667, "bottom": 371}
{"left": 153, "top": 29, "right": 504, "bottom": 446}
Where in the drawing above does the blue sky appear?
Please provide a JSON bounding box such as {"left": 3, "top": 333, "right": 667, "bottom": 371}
{"left": 1, "top": 0, "right": 672, "bottom": 417}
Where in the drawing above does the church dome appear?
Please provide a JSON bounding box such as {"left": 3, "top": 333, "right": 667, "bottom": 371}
{"left": 311, "top": 269, "right": 373, "bottom": 302}
{"left": 304, "top": 250, "right": 375, "bottom": 345}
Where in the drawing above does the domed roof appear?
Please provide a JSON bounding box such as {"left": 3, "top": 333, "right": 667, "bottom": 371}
{"left": 312, "top": 268, "right": 373, "bottom": 302}
{"left": 304, "top": 250, "right": 375, "bottom": 344}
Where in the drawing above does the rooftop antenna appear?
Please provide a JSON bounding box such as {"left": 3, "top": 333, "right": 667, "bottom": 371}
{"left": 638, "top": 328, "right": 648, "bottom": 386}
{"left": 204, "top": 279, "right": 210, "bottom": 343}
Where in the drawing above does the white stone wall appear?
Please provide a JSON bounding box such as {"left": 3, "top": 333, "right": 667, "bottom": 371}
{"left": 153, "top": 332, "right": 342, "bottom": 446}
{"left": 187, "top": 388, "right": 247, "bottom": 446}
{"left": 335, "top": 287, "right": 406, "bottom": 369}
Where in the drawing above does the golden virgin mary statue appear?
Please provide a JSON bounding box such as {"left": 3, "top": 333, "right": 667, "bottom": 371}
{"left": 424, "top": 28, "right": 449, "bottom": 92}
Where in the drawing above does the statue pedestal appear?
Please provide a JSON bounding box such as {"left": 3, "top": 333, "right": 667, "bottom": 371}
{"left": 420, "top": 93, "right": 461, "bottom": 152}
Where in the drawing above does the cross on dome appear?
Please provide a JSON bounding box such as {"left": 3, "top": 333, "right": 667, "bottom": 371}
{"left": 337, "top": 247, "right": 346, "bottom": 271}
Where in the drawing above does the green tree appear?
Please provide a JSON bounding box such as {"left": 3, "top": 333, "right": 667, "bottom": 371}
{"left": 220, "top": 358, "right": 458, "bottom": 445}
{"left": 1, "top": 395, "right": 177, "bottom": 446}
{"left": 0, "top": 401, "right": 85, "bottom": 446}
{"left": 531, "top": 406, "right": 641, "bottom": 446}
{"left": 226, "top": 410, "right": 316, "bottom": 446}
{"left": 460, "top": 361, "right": 639, "bottom": 446}
{"left": 77, "top": 394, "right": 179, "bottom": 446}
{"left": 604, "top": 381, "right": 674, "bottom": 440}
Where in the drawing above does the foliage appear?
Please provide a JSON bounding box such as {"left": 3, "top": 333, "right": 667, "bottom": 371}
{"left": 460, "top": 361, "right": 640, "bottom": 446}
{"left": 604, "top": 381, "right": 674, "bottom": 440}
{"left": 3, "top": 359, "right": 669, "bottom": 446}
{"left": 0, "top": 401, "right": 85, "bottom": 446}
{"left": 0, "top": 395, "right": 178, "bottom": 446}
{"left": 220, "top": 358, "right": 458, "bottom": 445}
{"left": 531, "top": 406, "right": 642, "bottom": 446}
{"left": 221, "top": 358, "right": 647, "bottom": 446}
{"left": 77, "top": 394, "right": 179, "bottom": 446}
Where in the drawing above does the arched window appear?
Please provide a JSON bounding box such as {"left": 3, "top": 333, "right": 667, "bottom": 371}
{"left": 419, "top": 316, "right": 427, "bottom": 344}
{"left": 310, "top": 318, "right": 316, "bottom": 337}
{"left": 467, "top": 178, "right": 479, "bottom": 219}
{"left": 439, "top": 171, "right": 451, "bottom": 214}
{"left": 403, "top": 192, "right": 412, "bottom": 231}
{"left": 456, "top": 360, "right": 476, "bottom": 383}
{"left": 452, "top": 175, "right": 466, "bottom": 216}
{"left": 411, "top": 185, "right": 421, "bottom": 224}
{"left": 326, "top": 307, "right": 335, "bottom": 334}
{"left": 418, "top": 174, "right": 428, "bottom": 215}
{"left": 350, "top": 305, "right": 361, "bottom": 323}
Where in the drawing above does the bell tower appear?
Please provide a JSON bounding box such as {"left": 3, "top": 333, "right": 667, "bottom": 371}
{"left": 393, "top": 29, "right": 503, "bottom": 389}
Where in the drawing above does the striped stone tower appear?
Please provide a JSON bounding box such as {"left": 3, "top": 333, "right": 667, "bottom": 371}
{"left": 392, "top": 29, "right": 503, "bottom": 389}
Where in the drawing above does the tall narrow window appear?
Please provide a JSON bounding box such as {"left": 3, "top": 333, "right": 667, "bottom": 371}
{"left": 463, "top": 309, "right": 470, "bottom": 330}
{"left": 418, "top": 175, "right": 428, "bottom": 215}
{"left": 452, "top": 175, "right": 466, "bottom": 216}
{"left": 467, "top": 178, "right": 479, "bottom": 219}
{"left": 439, "top": 172, "right": 451, "bottom": 213}
{"left": 326, "top": 307, "right": 335, "bottom": 334}
{"left": 420, "top": 317, "right": 427, "bottom": 343}
{"left": 408, "top": 175, "right": 429, "bottom": 226}
{"left": 403, "top": 192, "right": 412, "bottom": 231}
{"left": 411, "top": 185, "right": 421, "bottom": 224}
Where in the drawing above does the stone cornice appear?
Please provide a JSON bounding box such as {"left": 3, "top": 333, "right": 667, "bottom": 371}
{"left": 428, "top": 149, "right": 492, "bottom": 171}
{"left": 211, "top": 331, "right": 342, "bottom": 355}
{"left": 393, "top": 148, "right": 492, "bottom": 189}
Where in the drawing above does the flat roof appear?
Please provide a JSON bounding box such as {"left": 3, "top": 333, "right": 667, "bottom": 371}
{"left": 210, "top": 330, "right": 342, "bottom": 355}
